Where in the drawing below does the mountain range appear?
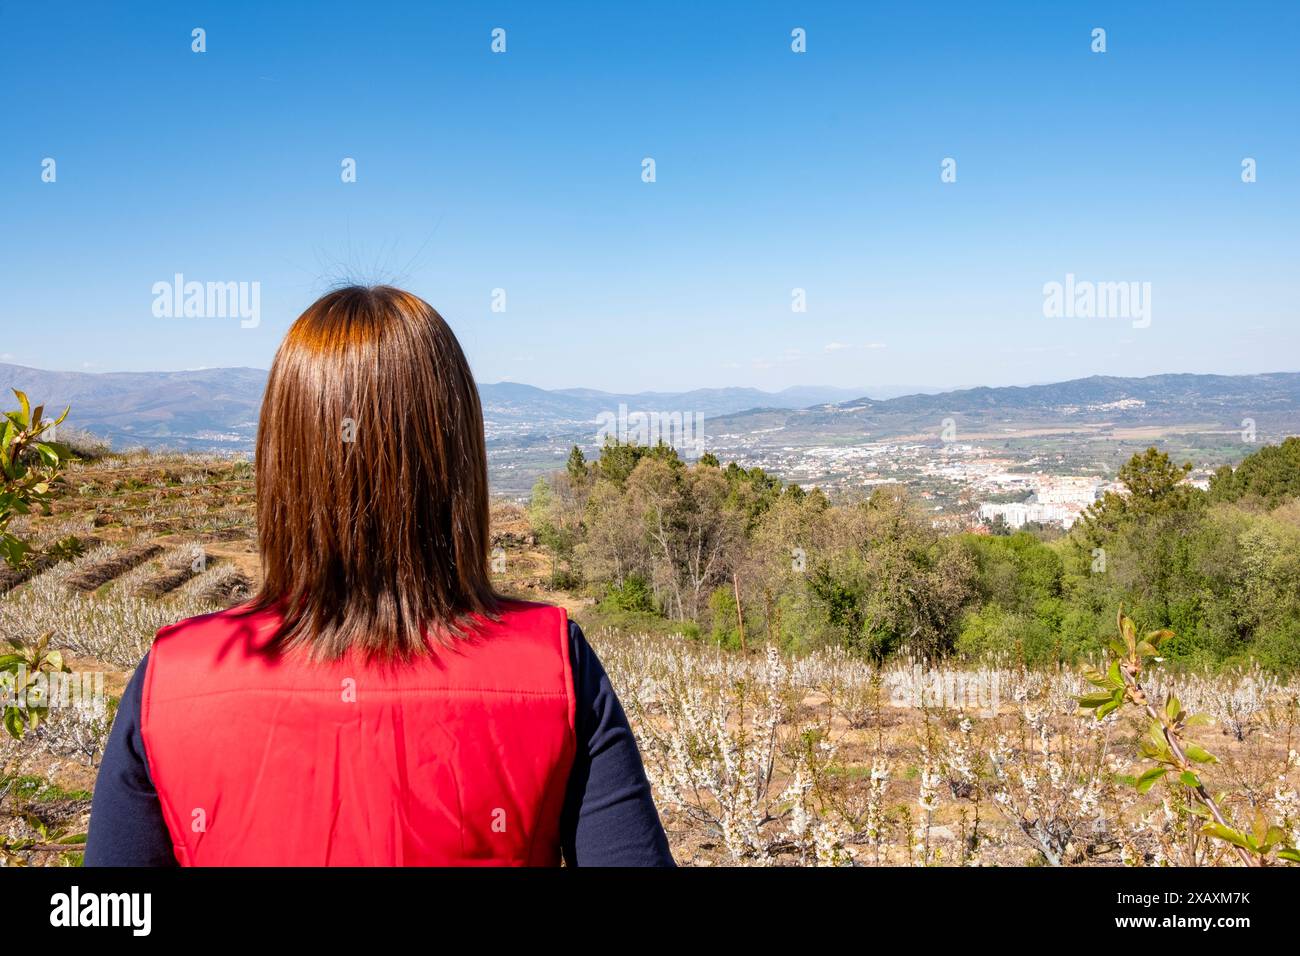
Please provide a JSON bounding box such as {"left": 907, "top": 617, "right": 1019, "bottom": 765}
{"left": 3, "top": 362, "right": 1299, "bottom": 454}
{"left": 706, "top": 372, "right": 1300, "bottom": 443}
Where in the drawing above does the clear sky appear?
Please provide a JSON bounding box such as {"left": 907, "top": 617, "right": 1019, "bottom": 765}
{"left": 2, "top": 0, "right": 1297, "bottom": 394}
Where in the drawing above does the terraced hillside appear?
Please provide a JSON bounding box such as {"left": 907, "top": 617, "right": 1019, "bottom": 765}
{"left": 3, "top": 453, "right": 1298, "bottom": 868}
{"left": 0, "top": 455, "right": 257, "bottom": 863}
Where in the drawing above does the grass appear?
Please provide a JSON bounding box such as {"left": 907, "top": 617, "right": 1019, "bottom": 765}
{"left": 9, "top": 776, "right": 93, "bottom": 804}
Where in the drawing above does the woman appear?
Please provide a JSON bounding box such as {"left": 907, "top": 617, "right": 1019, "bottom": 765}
{"left": 85, "top": 285, "right": 674, "bottom": 866}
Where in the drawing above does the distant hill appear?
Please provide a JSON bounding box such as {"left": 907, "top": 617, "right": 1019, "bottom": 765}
{"left": 0, "top": 364, "right": 268, "bottom": 450}
{"left": 0, "top": 363, "right": 865, "bottom": 451}
{"left": 490, "top": 383, "right": 867, "bottom": 422}
{"left": 4, "top": 362, "right": 1299, "bottom": 453}
{"left": 708, "top": 372, "right": 1300, "bottom": 442}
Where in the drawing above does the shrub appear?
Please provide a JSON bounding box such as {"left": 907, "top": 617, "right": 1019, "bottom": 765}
{"left": 600, "top": 575, "right": 656, "bottom": 614}
{"left": 1, "top": 390, "right": 75, "bottom": 569}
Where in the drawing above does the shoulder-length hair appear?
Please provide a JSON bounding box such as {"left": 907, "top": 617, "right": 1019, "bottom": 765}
{"left": 248, "top": 285, "right": 499, "bottom": 658}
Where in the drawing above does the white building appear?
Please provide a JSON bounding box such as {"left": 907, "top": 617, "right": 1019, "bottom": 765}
{"left": 1035, "top": 477, "right": 1102, "bottom": 507}
{"left": 978, "top": 500, "right": 1082, "bottom": 530}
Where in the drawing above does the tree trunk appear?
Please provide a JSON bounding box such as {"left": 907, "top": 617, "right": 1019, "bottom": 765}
{"left": 732, "top": 570, "right": 746, "bottom": 652}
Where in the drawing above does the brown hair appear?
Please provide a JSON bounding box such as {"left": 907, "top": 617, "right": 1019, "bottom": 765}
{"left": 249, "top": 285, "right": 499, "bottom": 658}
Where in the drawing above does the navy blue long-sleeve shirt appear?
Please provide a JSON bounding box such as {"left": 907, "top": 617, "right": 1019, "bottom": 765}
{"left": 84, "top": 621, "right": 674, "bottom": 867}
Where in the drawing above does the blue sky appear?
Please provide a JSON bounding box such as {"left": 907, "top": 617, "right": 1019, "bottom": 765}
{"left": 2, "top": 0, "right": 1297, "bottom": 393}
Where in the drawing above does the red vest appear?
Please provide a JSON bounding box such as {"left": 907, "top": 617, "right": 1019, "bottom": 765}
{"left": 140, "top": 600, "right": 576, "bottom": 866}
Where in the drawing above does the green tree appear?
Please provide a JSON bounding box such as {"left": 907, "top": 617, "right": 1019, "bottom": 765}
{"left": 807, "top": 487, "right": 975, "bottom": 660}
{"left": 527, "top": 473, "right": 584, "bottom": 587}
{"left": 1209, "top": 437, "right": 1300, "bottom": 508}
{"left": 565, "top": 445, "right": 589, "bottom": 483}
{"left": 1, "top": 391, "right": 75, "bottom": 569}
{"left": 1085, "top": 447, "right": 1198, "bottom": 532}
{"left": 721, "top": 462, "right": 784, "bottom": 530}
{"left": 1067, "top": 448, "right": 1210, "bottom": 661}
{"left": 626, "top": 457, "right": 742, "bottom": 620}
{"left": 595, "top": 438, "right": 682, "bottom": 488}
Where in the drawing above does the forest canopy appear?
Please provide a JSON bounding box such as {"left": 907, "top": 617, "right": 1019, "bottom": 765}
{"left": 527, "top": 440, "right": 1300, "bottom": 672}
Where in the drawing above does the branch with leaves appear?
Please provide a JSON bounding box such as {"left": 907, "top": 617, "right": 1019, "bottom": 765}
{"left": 1, "top": 389, "right": 75, "bottom": 569}
{"left": 1079, "top": 608, "right": 1300, "bottom": 867}
{"left": 1, "top": 631, "right": 71, "bottom": 739}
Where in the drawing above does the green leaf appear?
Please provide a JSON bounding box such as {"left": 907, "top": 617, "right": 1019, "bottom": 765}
{"left": 0, "top": 536, "right": 29, "bottom": 569}
{"left": 1084, "top": 667, "right": 1115, "bottom": 689}
{"left": 1077, "top": 691, "right": 1114, "bottom": 709}
{"left": 1146, "top": 629, "right": 1175, "bottom": 647}
{"left": 1107, "top": 660, "right": 1124, "bottom": 689}
{"left": 1278, "top": 847, "right": 1300, "bottom": 863}
{"left": 1178, "top": 771, "right": 1200, "bottom": 788}
{"left": 1137, "top": 731, "right": 1173, "bottom": 761}
{"left": 1202, "top": 823, "right": 1255, "bottom": 852}
{"left": 1183, "top": 742, "right": 1217, "bottom": 764}
{"left": 1251, "top": 811, "right": 1270, "bottom": 847}
{"left": 1120, "top": 614, "right": 1137, "bottom": 654}
{"left": 12, "top": 389, "right": 30, "bottom": 428}
{"left": 1136, "top": 768, "right": 1168, "bottom": 793}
